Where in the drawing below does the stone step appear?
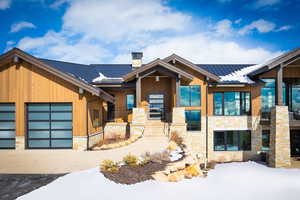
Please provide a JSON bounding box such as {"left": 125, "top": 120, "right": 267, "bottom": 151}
{"left": 144, "top": 124, "right": 169, "bottom": 137}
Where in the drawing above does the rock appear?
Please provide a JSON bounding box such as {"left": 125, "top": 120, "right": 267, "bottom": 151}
{"left": 152, "top": 172, "right": 168, "bottom": 182}
{"left": 167, "top": 171, "right": 185, "bottom": 182}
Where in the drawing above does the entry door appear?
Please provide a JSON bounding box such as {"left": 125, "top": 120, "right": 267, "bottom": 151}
{"left": 148, "top": 94, "right": 164, "bottom": 120}
{"left": 291, "top": 130, "right": 300, "bottom": 157}
{"left": 107, "top": 102, "right": 115, "bottom": 122}
{"left": 27, "top": 103, "right": 73, "bottom": 149}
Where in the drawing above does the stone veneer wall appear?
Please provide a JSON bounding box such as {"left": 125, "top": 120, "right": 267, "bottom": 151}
{"left": 16, "top": 136, "right": 25, "bottom": 150}
{"left": 169, "top": 107, "right": 187, "bottom": 135}
{"left": 73, "top": 136, "right": 87, "bottom": 151}
{"left": 104, "top": 122, "right": 128, "bottom": 139}
{"left": 88, "top": 132, "right": 104, "bottom": 149}
{"left": 206, "top": 116, "right": 262, "bottom": 162}
{"left": 269, "top": 106, "right": 291, "bottom": 167}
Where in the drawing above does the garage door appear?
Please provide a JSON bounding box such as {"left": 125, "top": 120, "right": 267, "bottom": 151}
{"left": 27, "top": 103, "right": 73, "bottom": 149}
{"left": 0, "top": 103, "right": 15, "bottom": 149}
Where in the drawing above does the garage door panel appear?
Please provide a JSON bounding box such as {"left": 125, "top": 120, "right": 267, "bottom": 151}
{"left": 51, "top": 130, "right": 72, "bottom": 138}
{"left": 28, "top": 130, "right": 50, "bottom": 139}
{"left": 51, "top": 112, "right": 72, "bottom": 120}
{"left": 28, "top": 140, "right": 50, "bottom": 148}
{"left": 51, "top": 139, "right": 72, "bottom": 148}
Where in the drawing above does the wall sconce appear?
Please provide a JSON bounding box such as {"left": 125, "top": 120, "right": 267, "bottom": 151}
{"left": 155, "top": 76, "right": 159, "bottom": 82}
{"left": 79, "top": 87, "right": 84, "bottom": 95}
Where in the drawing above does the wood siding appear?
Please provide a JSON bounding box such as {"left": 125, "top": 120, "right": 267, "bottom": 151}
{"left": 0, "top": 61, "right": 103, "bottom": 137}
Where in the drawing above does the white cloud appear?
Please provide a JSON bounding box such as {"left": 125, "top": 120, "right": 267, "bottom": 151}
{"left": 252, "top": 0, "right": 281, "bottom": 9}
{"left": 15, "top": 0, "right": 283, "bottom": 65}
{"left": 50, "top": 0, "right": 70, "bottom": 9}
{"left": 10, "top": 21, "right": 36, "bottom": 33}
{"left": 238, "top": 19, "right": 291, "bottom": 35}
{"left": 114, "top": 34, "right": 282, "bottom": 64}
{"left": 214, "top": 19, "right": 233, "bottom": 36}
{"left": 0, "top": 0, "right": 11, "bottom": 10}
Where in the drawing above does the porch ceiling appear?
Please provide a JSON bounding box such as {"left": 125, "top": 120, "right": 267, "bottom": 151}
{"left": 122, "top": 59, "right": 194, "bottom": 82}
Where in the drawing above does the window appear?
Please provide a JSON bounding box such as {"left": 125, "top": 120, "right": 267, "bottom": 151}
{"left": 0, "top": 103, "right": 15, "bottom": 149}
{"left": 261, "top": 79, "right": 275, "bottom": 113}
{"left": 180, "top": 85, "right": 201, "bottom": 107}
{"left": 213, "top": 92, "right": 251, "bottom": 116}
{"left": 214, "top": 130, "right": 251, "bottom": 151}
{"left": 92, "top": 109, "right": 101, "bottom": 128}
{"left": 262, "top": 130, "right": 270, "bottom": 151}
{"left": 126, "top": 94, "right": 135, "bottom": 110}
{"left": 185, "top": 110, "right": 201, "bottom": 131}
{"left": 27, "top": 103, "right": 72, "bottom": 149}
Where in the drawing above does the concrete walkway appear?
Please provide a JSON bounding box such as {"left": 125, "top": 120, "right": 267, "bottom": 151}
{"left": 0, "top": 137, "right": 169, "bottom": 174}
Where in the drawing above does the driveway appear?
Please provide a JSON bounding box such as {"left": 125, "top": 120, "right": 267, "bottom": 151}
{"left": 0, "top": 137, "right": 168, "bottom": 174}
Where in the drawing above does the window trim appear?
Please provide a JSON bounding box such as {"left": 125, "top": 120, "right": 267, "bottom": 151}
{"left": 213, "top": 91, "right": 251, "bottom": 116}
{"left": 0, "top": 103, "right": 16, "bottom": 149}
{"left": 26, "top": 102, "right": 73, "bottom": 149}
{"left": 180, "top": 85, "right": 201, "bottom": 107}
{"left": 213, "top": 130, "right": 252, "bottom": 151}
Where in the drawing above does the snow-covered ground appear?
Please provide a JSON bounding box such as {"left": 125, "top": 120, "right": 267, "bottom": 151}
{"left": 18, "top": 162, "right": 300, "bottom": 200}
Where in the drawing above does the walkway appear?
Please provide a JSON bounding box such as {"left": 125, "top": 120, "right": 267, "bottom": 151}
{"left": 0, "top": 137, "right": 169, "bottom": 174}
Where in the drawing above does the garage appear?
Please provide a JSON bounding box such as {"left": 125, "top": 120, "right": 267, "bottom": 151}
{"left": 0, "top": 103, "right": 15, "bottom": 149}
{"left": 26, "top": 103, "right": 73, "bottom": 149}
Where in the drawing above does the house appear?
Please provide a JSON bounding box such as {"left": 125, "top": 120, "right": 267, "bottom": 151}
{"left": 1, "top": 47, "right": 300, "bottom": 168}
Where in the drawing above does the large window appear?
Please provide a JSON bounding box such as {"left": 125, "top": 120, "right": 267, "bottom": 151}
{"left": 180, "top": 85, "right": 201, "bottom": 107}
{"left": 185, "top": 110, "right": 201, "bottom": 131}
{"left": 27, "top": 103, "right": 73, "bottom": 149}
{"left": 214, "top": 130, "right": 251, "bottom": 151}
{"left": 213, "top": 92, "right": 251, "bottom": 115}
{"left": 0, "top": 103, "right": 15, "bottom": 149}
{"left": 126, "top": 94, "right": 135, "bottom": 110}
{"left": 261, "top": 79, "right": 276, "bottom": 113}
{"left": 262, "top": 130, "right": 270, "bottom": 151}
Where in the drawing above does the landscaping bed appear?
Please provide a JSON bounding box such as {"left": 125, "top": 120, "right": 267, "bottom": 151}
{"left": 102, "top": 161, "right": 169, "bottom": 184}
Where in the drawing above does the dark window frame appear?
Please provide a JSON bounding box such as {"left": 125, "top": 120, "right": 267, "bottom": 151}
{"left": 0, "top": 103, "right": 16, "bottom": 149}
{"left": 180, "top": 85, "right": 201, "bottom": 107}
{"left": 213, "top": 130, "right": 252, "bottom": 151}
{"left": 26, "top": 103, "right": 73, "bottom": 149}
{"left": 213, "top": 92, "right": 251, "bottom": 116}
{"left": 185, "top": 110, "right": 201, "bottom": 131}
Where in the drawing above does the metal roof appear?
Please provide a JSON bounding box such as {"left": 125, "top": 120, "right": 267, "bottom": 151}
{"left": 197, "top": 64, "right": 254, "bottom": 77}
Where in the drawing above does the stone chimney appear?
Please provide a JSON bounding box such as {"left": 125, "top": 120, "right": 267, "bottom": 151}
{"left": 131, "top": 52, "right": 143, "bottom": 68}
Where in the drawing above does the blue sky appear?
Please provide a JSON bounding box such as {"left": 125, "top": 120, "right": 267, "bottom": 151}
{"left": 1, "top": 0, "right": 299, "bottom": 64}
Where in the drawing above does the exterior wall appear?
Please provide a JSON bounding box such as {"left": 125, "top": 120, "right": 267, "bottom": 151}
{"left": 87, "top": 98, "right": 104, "bottom": 135}
{"left": 0, "top": 61, "right": 104, "bottom": 150}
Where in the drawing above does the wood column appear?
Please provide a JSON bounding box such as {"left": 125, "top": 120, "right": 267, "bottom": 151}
{"left": 136, "top": 76, "right": 141, "bottom": 107}
{"left": 276, "top": 64, "right": 283, "bottom": 106}
{"left": 176, "top": 75, "right": 181, "bottom": 107}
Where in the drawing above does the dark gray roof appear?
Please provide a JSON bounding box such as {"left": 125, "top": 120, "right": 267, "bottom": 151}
{"left": 197, "top": 64, "right": 254, "bottom": 77}
{"left": 40, "top": 58, "right": 255, "bottom": 84}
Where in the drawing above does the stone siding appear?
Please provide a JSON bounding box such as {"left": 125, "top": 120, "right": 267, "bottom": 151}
{"left": 73, "top": 136, "right": 87, "bottom": 151}
{"left": 16, "top": 136, "right": 25, "bottom": 150}
{"left": 88, "top": 132, "right": 104, "bottom": 149}
{"left": 269, "top": 106, "right": 291, "bottom": 167}
{"left": 104, "top": 122, "right": 128, "bottom": 139}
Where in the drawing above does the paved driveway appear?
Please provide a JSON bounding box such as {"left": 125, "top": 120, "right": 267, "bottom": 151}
{"left": 0, "top": 137, "right": 168, "bottom": 174}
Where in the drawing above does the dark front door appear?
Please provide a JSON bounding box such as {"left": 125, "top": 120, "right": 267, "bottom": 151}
{"left": 290, "top": 130, "right": 300, "bottom": 157}
{"left": 148, "top": 94, "right": 164, "bottom": 120}
{"left": 107, "top": 102, "right": 115, "bottom": 122}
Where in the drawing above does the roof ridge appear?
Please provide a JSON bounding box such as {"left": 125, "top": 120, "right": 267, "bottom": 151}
{"left": 39, "top": 58, "right": 92, "bottom": 67}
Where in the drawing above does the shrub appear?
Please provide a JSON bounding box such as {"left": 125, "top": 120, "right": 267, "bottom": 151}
{"left": 170, "top": 131, "right": 183, "bottom": 146}
{"left": 207, "top": 161, "right": 216, "bottom": 169}
{"left": 139, "top": 157, "right": 151, "bottom": 167}
{"left": 123, "top": 154, "right": 138, "bottom": 167}
{"left": 100, "top": 159, "right": 120, "bottom": 173}
{"left": 184, "top": 164, "right": 201, "bottom": 178}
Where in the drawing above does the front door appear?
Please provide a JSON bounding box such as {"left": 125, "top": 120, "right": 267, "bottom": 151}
{"left": 148, "top": 94, "right": 164, "bottom": 120}
{"left": 290, "top": 130, "right": 300, "bottom": 157}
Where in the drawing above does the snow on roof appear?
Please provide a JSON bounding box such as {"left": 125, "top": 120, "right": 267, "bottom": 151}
{"left": 92, "top": 72, "right": 123, "bottom": 83}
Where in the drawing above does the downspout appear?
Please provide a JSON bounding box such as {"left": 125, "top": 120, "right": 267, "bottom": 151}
{"left": 206, "top": 81, "right": 209, "bottom": 161}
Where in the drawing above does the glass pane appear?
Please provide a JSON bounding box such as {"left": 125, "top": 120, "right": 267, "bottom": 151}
{"left": 262, "top": 130, "right": 270, "bottom": 151}
{"left": 241, "top": 92, "right": 251, "bottom": 115}
{"left": 0, "top": 104, "right": 15, "bottom": 111}
{"left": 28, "top": 140, "right": 50, "bottom": 148}
{"left": 27, "top": 104, "right": 50, "bottom": 111}
{"left": 0, "top": 140, "right": 15, "bottom": 148}
{"left": 224, "top": 92, "right": 240, "bottom": 115}
{"left": 28, "top": 131, "right": 50, "bottom": 139}
{"left": 51, "top": 131, "right": 72, "bottom": 138}
{"left": 180, "top": 86, "right": 190, "bottom": 106}
{"left": 28, "top": 122, "right": 50, "bottom": 130}
{"left": 51, "top": 103, "right": 72, "bottom": 111}
{"left": 126, "top": 94, "right": 135, "bottom": 110}
{"left": 239, "top": 131, "right": 251, "bottom": 151}
{"left": 149, "top": 94, "right": 164, "bottom": 99}
{"left": 226, "top": 131, "right": 239, "bottom": 151}
{"left": 261, "top": 79, "right": 275, "bottom": 112}
{"left": 185, "top": 110, "right": 201, "bottom": 131}
{"left": 51, "top": 112, "right": 72, "bottom": 120}
{"left": 190, "top": 86, "right": 201, "bottom": 106}
{"left": 292, "top": 87, "right": 300, "bottom": 112}
{"left": 51, "top": 140, "right": 72, "bottom": 148}
{"left": 28, "top": 112, "right": 49, "bottom": 120}
{"left": 214, "top": 93, "right": 223, "bottom": 115}
{"left": 0, "top": 112, "right": 15, "bottom": 121}
{"left": 263, "top": 79, "right": 276, "bottom": 87}
{"left": 0, "top": 122, "right": 15, "bottom": 130}
{"left": 214, "top": 132, "right": 225, "bottom": 151}
{"left": 0, "top": 130, "right": 15, "bottom": 138}
{"left": 51, "top": 121, "right": 72, "bottom": 129}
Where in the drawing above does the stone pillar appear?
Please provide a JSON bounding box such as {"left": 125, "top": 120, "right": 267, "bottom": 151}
{"left": 132, "top": 107, "right": 146, "bottom": 124}
{"left": 73, "top": 136, "right": 87, "bottom": 151}
{"left": 268, "top": 106, "right": 291, "bottom": 168}
{"left": 15, "top": 136, "right": 25, "bottom": 150}
{"left": 169, "top": 107, "right": 186, "bottom": 135}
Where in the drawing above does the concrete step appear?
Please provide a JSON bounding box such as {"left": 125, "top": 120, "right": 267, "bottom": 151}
{"left": 144, "top": 123, "right": 169, "bottom": 137}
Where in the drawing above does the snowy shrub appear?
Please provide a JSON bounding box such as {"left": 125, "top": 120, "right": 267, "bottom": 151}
{"left": 139, "top": 157, "right": 151, "bottom": 167}
{"left": 170, "top": 131, "right": 183, "bottom": 146}
{"left": 100, "top": 160, "right": 120, "bottom": 173}
{"left": 123, "top": 154, "right": 138, "bottom": 167}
